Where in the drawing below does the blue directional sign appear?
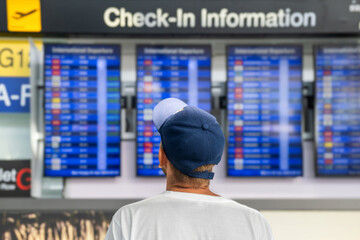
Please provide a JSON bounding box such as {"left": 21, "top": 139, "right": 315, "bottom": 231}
{"left": 0, "top": 77, "right": 30, "bottom": 113}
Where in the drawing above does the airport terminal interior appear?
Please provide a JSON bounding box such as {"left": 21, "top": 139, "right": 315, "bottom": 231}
{"left": 0, "top": 0, "right": 360, "bottom": 239}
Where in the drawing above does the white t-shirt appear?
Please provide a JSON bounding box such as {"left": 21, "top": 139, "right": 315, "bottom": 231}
{"left": 105, "top": 191, "right": 273, "bottom": 240}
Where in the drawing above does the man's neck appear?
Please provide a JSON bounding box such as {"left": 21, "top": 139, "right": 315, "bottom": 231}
{"left": 166, "top": 184, "right": 219, "bottom": 197}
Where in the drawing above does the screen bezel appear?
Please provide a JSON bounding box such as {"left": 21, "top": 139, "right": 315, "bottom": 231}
{"left": 225, "top": 44, "right": 304, "bottom": 178}
{"left": 314, "top": 44, "right": 360, "bottom": 178}
{"left": 43, "top": 43, "right": 122, "bottom": 178}
{"left": 135, "top": 44, "right": 213, "bottom": 177}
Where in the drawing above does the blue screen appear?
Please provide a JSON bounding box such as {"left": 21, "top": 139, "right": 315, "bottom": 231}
{"left": 227, "top": 46, "right": 303, "bottom": 177}
{"left": 316, "top": 46, "right": 360, "bottom": 176}
{"left": 137, "top": 45, "right": 212, "bottom": 176}
{"left": 44, "top": 44, "right": 121, "bottom": 177}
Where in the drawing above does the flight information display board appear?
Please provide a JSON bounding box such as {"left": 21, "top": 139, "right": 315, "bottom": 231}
{"left": 44, "top": 44, "right": 121, "bottom": 177}
{"left": 137, "top": 45, "right": 211, "bottom": 176}
{"left": 316, "top": 45, "right": 360, "bottom": 176}
{"left": 227, "top": 46, "right": 303, "bottom": 177}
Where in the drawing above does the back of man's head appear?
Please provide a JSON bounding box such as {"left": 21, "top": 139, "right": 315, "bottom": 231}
{"left": 159, "top": 142, "right": 215, "bottom": 187}
{"left": 153, "top": 98, "right": 225, "bottom": 183}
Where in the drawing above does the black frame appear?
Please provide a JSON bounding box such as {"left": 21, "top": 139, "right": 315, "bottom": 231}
{"left": 42, "top": 43, "right": 122, "bottom": 178}
{"left": 225, "top": 44, "right": 304, "bottom": 178}
{"left": 135, "top": 44, "right": 213, "bottom": 177}
{"left": 314, "top": 44, "right": 360, "bottom": 177}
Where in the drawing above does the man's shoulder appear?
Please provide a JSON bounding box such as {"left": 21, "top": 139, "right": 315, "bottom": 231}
{"left": 226, "top": 199, "right": 260, "bottom": 212}
{"left": 113, "top": 194, "right": 166, "bottom": 216}
{"left": 110, "top": 193, "right": 273, "bottom": 240}
{"left": 220, "top": 198, "right": 265, "bottom": 218}
{"left": 116, "top": 192, "right": 261, "bottom": 217}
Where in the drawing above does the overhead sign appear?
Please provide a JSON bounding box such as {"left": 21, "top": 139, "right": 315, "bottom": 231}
{"left": 0, "top": 40, "right": 42, "bottom": 113}
{"left": 6, "top": 0, "right": 42, "bottom": 32}
{"left": 0, "top": 0, "right": 359, "bottom": 35}
{"left": 103, "top": 7, "right": 316, "bottom": 29}
{"left": 0, "top": 160, "right": 31, "bottom": 197}
{"left": 24, "top": 0, "right": 360, "bottom": 35}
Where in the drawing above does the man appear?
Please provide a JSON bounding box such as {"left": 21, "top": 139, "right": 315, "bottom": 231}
{"left": 106, "top": 98, "right": 273, "bottom": 240}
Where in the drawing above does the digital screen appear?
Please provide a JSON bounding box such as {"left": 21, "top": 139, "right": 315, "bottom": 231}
{"left": 227, "top": 46, "right": 303, "bottom": 177}
{"left": 44, "top": 44, "right": 121, "bottom": 177}
{"left": 316, "top": 46, "right": 360, "bottom": 176}
{"left": 137, "top": 45, "right": 212, "bottom": 176}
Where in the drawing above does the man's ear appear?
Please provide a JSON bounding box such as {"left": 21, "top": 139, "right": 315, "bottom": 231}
{"left": 158, "top": 146, "right": 168, "bottom": 168}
